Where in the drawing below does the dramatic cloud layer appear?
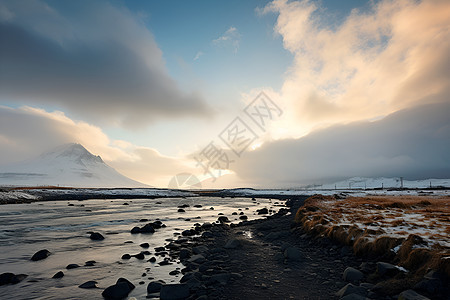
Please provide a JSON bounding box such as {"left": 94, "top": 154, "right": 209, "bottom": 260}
{"left": 0, "top": 106, "right": 194, "bottom": 187}
{"left": 261, "top": 0, "right": 450, "bottom": 138}
{"left": 232, "top": 102, "right": 450, "bottom": 187}
{"left": 0, "top": 0, "right": 211, "bottom": 127}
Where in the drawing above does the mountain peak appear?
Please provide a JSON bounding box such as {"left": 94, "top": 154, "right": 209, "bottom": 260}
{"left": 0, "top": 143, "right": 145, "bottom": 188}
{"left": 41, "top": 143, "right": 104, "bottom": 164}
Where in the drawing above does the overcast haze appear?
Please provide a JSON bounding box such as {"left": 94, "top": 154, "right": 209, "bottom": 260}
{"left": 0, "top": 0, "right": 449, "bottom": 188}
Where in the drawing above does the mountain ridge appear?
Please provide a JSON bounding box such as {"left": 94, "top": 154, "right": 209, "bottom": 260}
{"left": 0, "top": 143, "right": 147, "bottom": 188}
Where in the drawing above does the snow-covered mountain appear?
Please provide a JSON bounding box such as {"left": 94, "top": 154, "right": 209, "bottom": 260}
{"left": 0, "top": 143, "right": 146, "bottom": 188}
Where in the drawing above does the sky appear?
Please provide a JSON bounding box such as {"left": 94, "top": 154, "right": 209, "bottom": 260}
{"left": 0, "top": 0, "right": 449, "bottom": 188}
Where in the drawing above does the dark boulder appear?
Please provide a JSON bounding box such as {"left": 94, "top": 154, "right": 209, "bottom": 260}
{"left": 160, "top": 284, "right": 190, "bottom": 300}
{"left": 102, "top": 278, "right": 135, "bottom": 300}
{"left": 79, "top": 281, "right": 98, "bottom": 289}
{"left": 90, "top": 232, "right": 105, "bottom": 240}
{"left": 31, "top": 249, "right": 51, "bottom": 261}
{"left": 66, "top": 264, "right": 80, "bottom": 269}
{"left": 52, "top": 271, "right": 64, "bottom": 279}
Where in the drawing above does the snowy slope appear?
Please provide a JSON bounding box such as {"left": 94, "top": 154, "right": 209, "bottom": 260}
{"left": 317, "top": 177, "right": 450, "bottom": 189}
{"left": 0, "top": 143, "right": 146, "bottom": 188}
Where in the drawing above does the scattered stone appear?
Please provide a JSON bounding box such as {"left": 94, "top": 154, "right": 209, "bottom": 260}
{"left": 79, "top": 281, "right": 98, "bottom": 289}
{"left": 376, "top": 262, "right": 400, "bottom": 277}
{"left": 193, "top": 245, "right": 209, "bottom": 254}
{"left": 188, "top": 254, "right": 206, "bottom": 264}
{"left": 177, "top": 209, "right": 185, "bottom": 213}
{"left": 134, "top": 253, "right": 145, "bottom": 260}
{"left": 193, "top": 204, "right": 202, "bottom": 208}
{"left": 343, "top": 267, "right": 364, "bottom": 283}
{"left": 210, "top": 273, "right": 231, "bottom": 285}
{"left": 140, "top": 243, "right": 150, "bottom": 248}
{"left": 340, "top": 293, "right": 367, "bottom": 300}
{"left": 89, "top": 232, "right": 104, "bottom": 240}
{"left": 66, "top": 264, "right": 80, "bottom": 269}
{"left": 149, "top": 257, "right": 156, "bottom": 263}
{"left": 257, "top": 208, "right": 269, "bottom": 214}
{"left": 52, "top": 271, "right": 64, "bottom": 279}
{"left": 122, "top": 254, "right": 131, "bottom": 260}
{"left": 147, "top": 281, "right": 163, "bottom": 294}
{"left": 217, "top": 216, "right": 229, "bottom": 223}
{"left": 102, "top": 278, "right": 135, "bottom": 300}
{"left": 160, "top": 284, "right": 189, "bottom": 300}
{"left": 31, "top": 249, "right": 51, "bottom": 261}
{"left": 85, "top": 260, "right": 96, "bottom": 266}
{"left": 224, "top": 239, "right": 241, "bottom": 249}
{"left": 179, "top": 249, "right": 191, "bottom": 260}
{"left": 169, "top": 270, "right": 180, "bottom": 276}
{"left": 336, "top": 283, "right": 368, "bottom": 298}
{"left": 398, "top": 289, "right": 430, "bottom": 300}
{"left": 283, "top": 247, "right": 303, "bottom": 261}
{"left": 239, "top": 215, "right": 248, "bottom": 220}
{"left": 0, "top": 273, "right": 28, "bottom": 285}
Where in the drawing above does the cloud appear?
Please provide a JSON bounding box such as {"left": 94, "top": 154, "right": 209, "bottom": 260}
{"left": 231, "top": 102, "right": 450, "bottom": 187}
{"left": 0, "top": 106, "right": 196, "bottom": 187}
{"left": 194, "top": 51, "right": 204, "bottom": 61}
{"left": 0, "top": 0, "right": 211, "bottom": 128}
{"left": 260, "top": 0, "right": 450, "bottom": 139}
{"left": 213, "top": 26, "right": 241, "bottom": 53}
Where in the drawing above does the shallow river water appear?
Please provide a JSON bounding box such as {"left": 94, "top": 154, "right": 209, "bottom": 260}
{"left": 0, "top": 196, "right": 281, "bottom": 299}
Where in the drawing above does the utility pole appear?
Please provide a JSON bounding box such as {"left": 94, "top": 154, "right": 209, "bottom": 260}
{"left": 400, "top": 177, "right": 404, "bottom": 189}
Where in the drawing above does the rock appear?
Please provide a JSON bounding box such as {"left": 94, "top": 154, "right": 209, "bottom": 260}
{"left": 239, "top": 215, "right": 248, "bottom": 220}
{"left": 66, "top": 264, "right": 80, "bottom": 269}
{"left": 134, "top": 253, "right": 145, "bottom": 260}
{"left": 224, "top": 239, "right": 241, "bottom": 249}
{"left": 160, "top": 284, "right": 190, "bottom": 300}
{"left": 284, "top": 247, "right": 303, "bottom": 261}
{"left": 266, "top": 232, "right": 281, "bottom": 240}
{"left": 147, "top": 281, "right": 163, "bottom": 293}
{"left": 140, "top": 243, "right": 150, "bottom": 248}
{"left": 179, "top": 249, "right": 191, "bottom": 260}
{"left": 188, "top": 254, "right": 206, "bottom": 264}
{"left": 52, "top": 271, "right": 64, "bottom": 279}
{"left": 169, "top": 270, "right": 180, "bottom": 276}
{"left": 280, "top": 242, "right": 292, "bottom": 252}
{"left": 31, "top": 249, "right": 51, "bottom": 261}
{"left": 90, "top": 232, "right": 105, "bottom": 240}
{"left": 85, "top": 260, "right": 96, "bottom": 266}
{"left": 414, "top": 277, "right": 444, "bottom": 294}
{"left": 178, "top": 209, "right": 185, "bottom": 213}
{"left": 202, "top": 231, "right": 213, "bottom": 238}
{"left": 398, "top": 289, "right": 430, "bottom": 300}
{"left": 193, "top": 246, "right": 209, "bottom": 254}
{"left": 149, "top": 257, "right": 156, "bottom": 263}
{"left": 217, "top": 216, "right": 229, "bottom": 223}
{"left": 193, "top": 204, "right": 202, "bottom": 208}
{"left": 257, "top": 208, "right": 269, "bottom": 214}
{"left": 336, "top": 283, "right": 367, "bottom": 298}
{"left": 210, "top": 273, "right": 231, "bottom": 285}
{"left": 131, "top": 226, "right": 141, "bottom": 234}
{"left": 0, "top": 273, "right": 14, "bottom": 285}
{"left": 341, "top": 293, "right": 367, "bottom": 300}
{"left": 140, "top": 224, "right": 156, "bottom": 233}
{"left": 121, "top": 254, "right": 131, "bottom": 259}
{"left": 10, "top": 274, "right": 27, "bottom": 284}
{"left": 0, "top": 273, "right": 26, "bottom": 285}
{"left": 102, "top": 278, "right": 135, "bottom": 300}
{"left": 376, "top": 262, "right": 399, "bottom": 277}
{"left": 343, "top": 267, "right": 364, "bottom": 283}
{"left": 79, "top": 280, "right": 98, "bottom": 288}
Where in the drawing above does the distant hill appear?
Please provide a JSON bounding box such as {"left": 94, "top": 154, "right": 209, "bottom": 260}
{"left": 0, "top": 143, "right": 146, "bottom": 188}
{"left": 317, "top": 177, "right": 450, "bottom": 189}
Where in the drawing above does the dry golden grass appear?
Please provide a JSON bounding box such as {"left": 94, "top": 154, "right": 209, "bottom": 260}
{"left": 295, "top": 194, "right": 450, "bottom": 277}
